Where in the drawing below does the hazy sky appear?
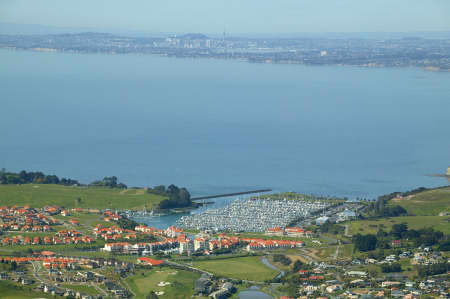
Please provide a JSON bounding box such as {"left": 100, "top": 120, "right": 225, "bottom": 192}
{"left": 1, "top": 0, "right": 450, "bottom": 34}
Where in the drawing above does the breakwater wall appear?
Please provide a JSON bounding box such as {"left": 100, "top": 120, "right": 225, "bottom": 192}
{"left": 191, "top": 189, "right": 272, "bottom": 201}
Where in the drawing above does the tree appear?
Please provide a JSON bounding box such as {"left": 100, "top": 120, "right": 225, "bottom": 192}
{"left": 158, "top": 185, "right": 192, "bottom": 209}
{"left": 391, "top": 223, "right": 408, "bottom": 239}
{"left": 10, "top": 260, "right": 17, "bottom": 271}
{"left": 438, "top": 239, "right": 450, "bottom": 251}
{"left": 353, "top": 234, "right": 377, "bottom": 252}
{"left": 381, "top": 263, "right": 402, "bottom": 273}
{"left": 292, "top": 260, "right": 305, "bottom": 272}
{"left": 273, "top": 254, "right": 292, "bottom": 266}
{"left": 0, "top": 173, "right": 6, "bottom": 184}
{"left": 376, "top": 228, "right": 387, "bottom": 238}
{"left": 117, "top": 217, "right": 139, "bottom": 230}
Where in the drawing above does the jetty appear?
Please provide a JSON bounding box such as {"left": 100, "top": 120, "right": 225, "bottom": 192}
{"left": 191, "top": 189, "right": 272, "bottom": 201}
{"left": 425, "top": 167, "right": 450, "bottom": 178}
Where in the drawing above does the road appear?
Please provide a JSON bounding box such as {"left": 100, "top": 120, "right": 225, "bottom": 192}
{"left": 31, "top": 261, "right": 44, "bottom": 284}
{"left": 120, "top": 278, "right": 135, "bottom": 298}
{"left": 91, "top": 282, "right": 108, "bottom": 297}
{"left": 165, "top": 260, "right": 213, "bottom": 276}
{"left": 332, "top": 244, "right": 340, "bottom": 260}
{"left": 344, "top": 224, "right": 350, "bottom": 237}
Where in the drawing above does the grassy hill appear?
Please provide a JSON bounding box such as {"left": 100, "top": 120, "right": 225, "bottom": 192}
{"left": 348, "top": 186, "right": 450, "bottom": 235}
{"left": 389, "top": 186, "right": 450, "bottom": 216}
{"left": 0, "top": 184, "right": 166, "bottom": 210}
{"left": 0, "top": 281, "right": 51, "bottom": 299}
{"left": 349, "top": 215, "right": 450, "bottom": 235}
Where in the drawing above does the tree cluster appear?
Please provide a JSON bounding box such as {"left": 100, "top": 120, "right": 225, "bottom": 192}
{"left": 90, "top": 176, "right": 127, "bottom": 189}
{"left": 292, "top": 260, "right": 308, "bottom": 272}
{"left": 418, "top": 262, "right": 449, "bottom": 277}
{"left": 319, "top": 221, "right": 345, "bottom": 235}
{"left": 437, "top": 238, "right": 450, "bottom": 251}
{"left": 353, "top": 234, "right": 378, "bottom": 252}
{"left": 354, "top": 223, "right": 447, "bottom": 253}
{"left": 370, "top": 197, "right": 407, "bottom": 217}
{"left": 273, "top": 254, "right": 292, "bottom": 266}
{"left": 149, "top": 184, "right": 192, "bottom": 209}
{"left": 116, "top": 217, "right": 139, "bottom": 230}
{"left": 0, "top": 169, "right": 79, "bottom": 185}
{"left": 381, "top": 262, "right": 402, "bottom": 273}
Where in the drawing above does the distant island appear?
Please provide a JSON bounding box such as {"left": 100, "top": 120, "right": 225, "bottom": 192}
{"left": 1, "top": 32, "right": 449, "bottom": 71}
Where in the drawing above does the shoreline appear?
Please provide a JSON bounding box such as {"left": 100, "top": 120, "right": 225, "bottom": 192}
{"left": 1, "top": 46, "right": 449, "bottom": 73}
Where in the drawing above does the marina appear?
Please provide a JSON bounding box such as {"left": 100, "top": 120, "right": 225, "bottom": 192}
{"left": 176, "top": 197, "right": 330, "bottom": 232}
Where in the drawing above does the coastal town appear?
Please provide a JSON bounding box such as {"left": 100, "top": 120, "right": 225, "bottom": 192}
{"left": 0, "top": 182, "right": 447, "bottom": 299}
{"left": 1, "top": 32, "right": 450, "bottom": 71}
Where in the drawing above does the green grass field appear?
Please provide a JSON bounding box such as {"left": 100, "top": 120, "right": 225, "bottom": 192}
{"left": 0, "top": 184, "right": 166, "bottom": 209}
{"left": 192, "top": 256, "right": 278, "bottom": 281}
{"left": 348, "top": 215, "right": 450, "bottom": 235}
{"left": 61, "top": 283, "right": 101, "bottom": 296}
{"left": 316, "top": 244, "right": 354, "bottom": 260}
{"left": 390, "top": 186, "right": 450, "bottom": 216}
{"left": 126, "top": 268, "right": 199, "bottom": 299}
{"left": 0, "top": 281, "right": 51, "bottom": 299}
{"left": 0, "top": 239, "right": 105, "bottom": 255}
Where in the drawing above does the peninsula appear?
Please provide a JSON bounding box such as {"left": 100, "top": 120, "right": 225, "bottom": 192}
{"left": 1, "top": 32, "right": 450, "bottom": 71}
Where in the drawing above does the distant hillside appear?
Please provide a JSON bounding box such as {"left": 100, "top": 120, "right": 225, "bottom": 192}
{"left": 389, "top": 186, "right": 450, "bottom": 216}
{"left": 0, "top": 184, "right": 166, "bottom": 210}
{"left": 178, "top": 33, "right": 209, "bottom": 40}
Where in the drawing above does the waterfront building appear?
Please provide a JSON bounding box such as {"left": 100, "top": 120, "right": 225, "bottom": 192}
{"left": 315, "top": 216, "right": 329, "bottom": 225}
{"left": 194, "top": 237, "right": 206, "bottom": 251}
{"left": 137, "top": 257, "right": 164, "bottom": 266}
{"left": 179, "top": 239, "right": 194, "bottom": 255}
{"left": 166, "top": 226, "right": 183, "bottom": 238}
{"left": 265, "top": 227, "right": 284, "bottom": 236}
{"left": 285, "top": 227, "right": 305, "bottom": 237}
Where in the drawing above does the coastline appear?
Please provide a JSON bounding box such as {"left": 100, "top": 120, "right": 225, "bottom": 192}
{"left": 1, "top": 46, "right": 449, "bottom": 73}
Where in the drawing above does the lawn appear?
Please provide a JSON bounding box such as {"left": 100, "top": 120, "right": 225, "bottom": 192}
{"left": 390, "top": 186, "right": 450, "bottom": 216}
{"left": 348, "top": 216, "right": 450, "bottom": 235}
{"left": 192, "top": 256, "right": 278, "bottom": 281}
{"left": 61, "top": 283, "right": 101, "bottom": 296}
{"left": 316, "top": 244, "right": 353, "bottom": 260}
{"left": 0, "top": 239, "right": 105, "bottom": 254}
{"left": 126, "top": 268, "right": 199, "bottom": 299}
{"left": 0, "top": 184, "right": 166, "bottom": 210}
{"left": 0, "top": 281, "right": 51, "bottom": 299}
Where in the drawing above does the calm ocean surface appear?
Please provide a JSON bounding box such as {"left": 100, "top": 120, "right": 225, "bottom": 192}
{"left": 1, "top": 49, "right": 449, "bottom": 200}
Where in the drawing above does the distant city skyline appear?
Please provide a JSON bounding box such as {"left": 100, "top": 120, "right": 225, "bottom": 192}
{"left": 1, "top": 0, "right": 450, "bottom": 34}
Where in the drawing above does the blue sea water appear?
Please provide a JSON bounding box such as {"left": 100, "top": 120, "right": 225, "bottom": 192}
{"left": 1, "top": 49, "right": 449, "bottom": 199}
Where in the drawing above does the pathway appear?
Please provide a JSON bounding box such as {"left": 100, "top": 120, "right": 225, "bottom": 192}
{"left": 165, "top": 260, "right": 213, "bottom": 276}
{"left": 344, "top": 224, "right": 350, "bottom": 237}
{"left": 91, "top": 282, "right": 108, "bottom": 297}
